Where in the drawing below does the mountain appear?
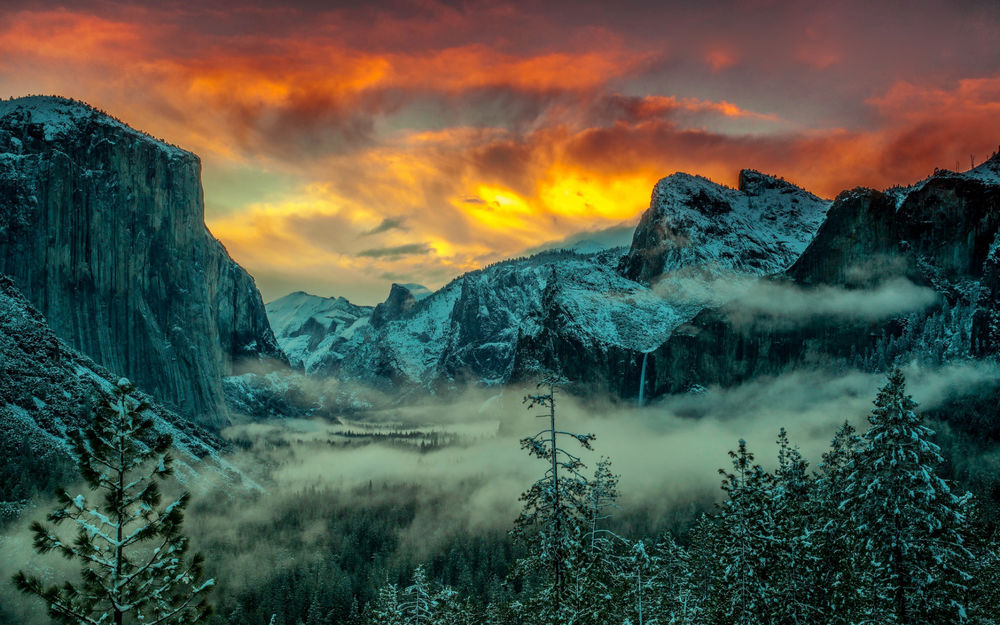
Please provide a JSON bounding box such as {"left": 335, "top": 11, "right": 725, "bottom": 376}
{"left": 266, "top": 291, "right": 373, "bottom": 371}
{"left": 0, "top": 273, "right": 239, "bottom": 522}
{"left": 619, "top": 169, "right": 829, "bottom": 283}
{"left": 641, "top": 151, "right": 1000, "bottom": 399}
{"left": 263, "top": 171, "right": 829, "bottom": 402}
{"left": 0, "top": 96, "right": 284, "bottom": 427}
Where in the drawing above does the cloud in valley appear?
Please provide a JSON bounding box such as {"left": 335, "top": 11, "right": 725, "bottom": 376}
{"left": 2, "top": 360, "right": 997, "bottom": 623}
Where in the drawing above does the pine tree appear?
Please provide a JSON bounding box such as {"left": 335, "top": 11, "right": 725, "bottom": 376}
{"left": 13, "top": 378, "right": 213, "bottom": 625}
{"left": 813, "top": 421, "right": 864, "bottom": 624}
{"left": 566, "top": 458, "right": 623, "bottom": 625}
{"left": 346, "top": 597, "right": 361, "bottom": 625}
{"left": 617, "top": 540, "right": 661, "bottom": 625}
{"left": 368, "top": 581, "right": 403, "bottom": 625}
{"left": 305, "top": 594, "right": 325, "bottom": 625}
{"left": 655, "top": 533, "right": 700, "bottom": 625}
{"left": 769, "top": 429, "right": 817, "bottom": 624}
{"left": 401, "top": 565, "right": 435, "bottom": 625}
{"left": 685, "top": 514, "right": 723, "bottom": 625}
{"left": 841, "top": 369, "right": 974, "bottom": 625}
{"left": 968, "top": 530, "right": 1000, "bottom": 624}
{"left": 585, "top": 458, "right": 620, "bottom": 553}
{"left": 715, "top": 439, "right": 774, "bottom": 625}
{"left": 510, "top": 375, "right": 596, "bottom": 625}
{"left": 433, "top": 587, "right": 471, "bottom": 625}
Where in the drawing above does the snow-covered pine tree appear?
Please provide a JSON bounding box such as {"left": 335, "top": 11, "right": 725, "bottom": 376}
{"left": 715, "top": 439, "right": 775, "bottom": 625}
{"left": 769, "top": 429, "right": 818, "bottom": 625}
{"left": 968, "top": 530, "right": 1000, "bottom": 624}
{"left": 346, "top": 597, "right": 362, "bottom": 625}
{"left": 433, "top": 586, "right": 473, "bottom": 625}
{"left": 305, "top": 594, "right": 325, "bottom": 625}
{"left": 841, "top": 369, "right": 974, "bottom": 625}
{"left": 13, "top": 378, "right": 213, "bottom": 625}
{"left": 654, "top": 533, "right": 699, "bottom": 625}
{"left": 510, "top": 375, "right": 596, "bottom": 625}
{"left": 401, "top": 565, "right": 435, "bottom": 625}
{"left": 617, "top": 540, "right": 661, "bottom": 625}
{"left": 813, "top": 421, "right": 864, "bottom": 624}
{"left": 566, "top": 458, "right": 623, "bottom": 625}
{"left": 586, "top": 458, "right": 619, "bottom": 553}
{"left": 684, "top": 514, "right": 724, "bottom": 625}
{"left": 367, "top": 581, "right": 403, "bottom": 625}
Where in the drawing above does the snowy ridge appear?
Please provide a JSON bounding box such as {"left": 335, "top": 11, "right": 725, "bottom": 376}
{"left": 266, "top": 171, "right": 834, "bottom": 394}
{"left": 886, "top": 150, "right": 1000, "bottom": 208}
{"left": 270, "top": 250, "right": 712, "bottom": 390}
{"left": 0, "top": 96, "right": 189, "bottom": 158}
{"left": 265, "top": 291, "right": 373, "bottom": 369}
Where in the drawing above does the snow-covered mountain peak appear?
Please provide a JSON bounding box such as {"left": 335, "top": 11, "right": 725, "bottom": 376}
{"left": 966, "top": 149, "right": 1000, "bottom": 186}
{"left": 737, "top": 169, "right": 814, "bottom": 197}
{"left": 621, "top": 170, "right": 830, "bottom": 283}
{"left": 265, "top": 291, "right": 372, "bottom": 370}
{"left": 398, "top": 283, "right": 432, "bottom": 301}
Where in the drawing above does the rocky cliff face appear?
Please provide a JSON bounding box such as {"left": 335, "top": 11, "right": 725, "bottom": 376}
{"left": 619, "top": 170, "right": 829, "bottom": 283}
{"left": 370, "top": 283, "right": 420, "bottom": 328}
{"left": 0, "top": 273, "right": 235, "bottom": 520}
{"left": 642, "top": 154, "right": 1000, "bottom": 398}
{"left": 0, "top": 97, "right": 283, "bottom": 426}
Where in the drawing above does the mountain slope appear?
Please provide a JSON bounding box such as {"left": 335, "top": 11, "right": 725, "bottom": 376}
{"left": 266, "top": 291, "right": 373, "bottom": 370}
{"left": 0, "top": 96, "right": 284, "bottom": 426}
{"left": 0, "top": 273, "right": 238, "bottom": 521}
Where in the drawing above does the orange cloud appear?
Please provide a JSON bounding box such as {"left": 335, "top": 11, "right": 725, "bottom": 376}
{"left": 3, "top": 4, "right": 1000, "bottom": 302}
{"left": 0, "top": 9, "right": 147, "bottom": 60}
{"left": 705, "top": 48, "right": 737, "bottom": 73}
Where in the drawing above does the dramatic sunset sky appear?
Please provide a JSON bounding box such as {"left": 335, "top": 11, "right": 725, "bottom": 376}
{"left": 2, "top": 1, "right": 1000, "bottom": 303}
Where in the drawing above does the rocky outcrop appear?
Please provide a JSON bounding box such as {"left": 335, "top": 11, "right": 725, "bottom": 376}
{"left": 0, "top": 96, "right": 283, "bottom": 427}
{"left": 643, "top": 155, "right": 1000, "bottom": 398}
{"left": 370, "top": 283, "right": 419, "bottom": 328}
{"left": 619, "top": 170, "right": 829, "bottom": 283}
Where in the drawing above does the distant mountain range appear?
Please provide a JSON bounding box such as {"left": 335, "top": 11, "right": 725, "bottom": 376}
{"left": 1, "top": 94, "right": 998, "bottom": 433}
{"left": 262, "top": 169, "right": 830, "bottom": 403}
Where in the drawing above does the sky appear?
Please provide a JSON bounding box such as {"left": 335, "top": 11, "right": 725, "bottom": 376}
{"left": 2, "top": 1, "right": 1000, "bottom": 304}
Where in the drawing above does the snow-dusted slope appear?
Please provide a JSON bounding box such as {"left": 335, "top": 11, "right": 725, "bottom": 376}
{"left": 0, "top": 274, "right": 244, "bottom": 519}
{"left": 266, "top": 291, "right": 373, "bottom": 369}
{"left": 268, "top": 250, "right": 684, "bottom": 387}
{"left": 620, "top": 170, "right": 830, "bottom": 283}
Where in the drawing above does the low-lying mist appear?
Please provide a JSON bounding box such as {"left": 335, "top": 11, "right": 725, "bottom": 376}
{"left": 3, "top": 360, "right": 996, "bottom": 624}
{"left": 223, "top": 360, "right": 997, "bottom": 520}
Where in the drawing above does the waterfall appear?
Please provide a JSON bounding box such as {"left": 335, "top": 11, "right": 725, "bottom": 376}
{"left": 638, "top": 351, "right": 649, "bottom": 407}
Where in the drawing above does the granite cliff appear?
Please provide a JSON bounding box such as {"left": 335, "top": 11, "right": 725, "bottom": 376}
{"left": 0, "top": 96, "right": 283, "bottom": 426}
{"left": 641, "top": 153, "right": 1000, "bottom": 398}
